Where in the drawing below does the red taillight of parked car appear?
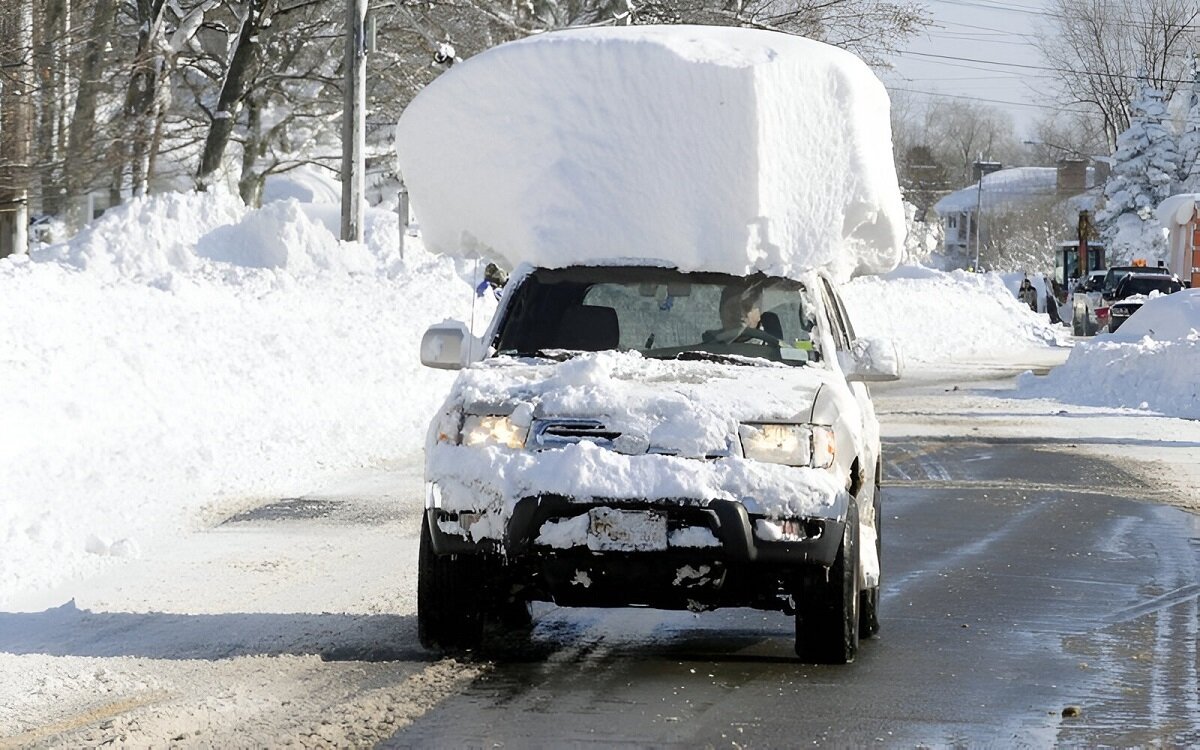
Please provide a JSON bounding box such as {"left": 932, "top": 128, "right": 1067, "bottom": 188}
{"left": 1095, "top": 307, "right": 1109, "bottom": 321}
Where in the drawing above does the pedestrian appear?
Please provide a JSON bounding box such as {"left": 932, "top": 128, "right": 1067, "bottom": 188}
{"left": 1019, "top": 276, "right": 1037, "bottom": 311}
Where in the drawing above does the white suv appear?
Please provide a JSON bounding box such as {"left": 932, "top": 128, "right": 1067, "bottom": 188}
{"left": 418, "top": 264, "right": 899, "bottom": 664}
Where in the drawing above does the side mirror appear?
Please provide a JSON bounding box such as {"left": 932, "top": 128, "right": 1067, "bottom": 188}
{"left": 420, "top": 320, "right": 476, "bottom": 370}
{"left": 840, "top": 336, "right": 901, "bottom": 382}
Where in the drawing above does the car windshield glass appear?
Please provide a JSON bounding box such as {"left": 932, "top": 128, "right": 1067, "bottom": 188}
{"left": 493, "top": 267, "right": 823, "bottom": 366}
{"left": 1119, "top": 277, "right": 1181, "bottom": 297}
{"left": 1104, "top": 267, "right": 1168, "bottom": 294}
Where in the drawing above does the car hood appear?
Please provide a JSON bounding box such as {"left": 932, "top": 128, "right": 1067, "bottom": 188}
{"left": 445, "top": 350, "right": 836, "bottom": 458}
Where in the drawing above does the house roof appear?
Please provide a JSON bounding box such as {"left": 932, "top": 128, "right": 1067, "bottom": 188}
{"left": 934, "top": 166, "right": 1096, "bottom": 215}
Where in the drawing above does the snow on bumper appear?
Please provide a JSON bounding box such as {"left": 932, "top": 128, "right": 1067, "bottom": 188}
{"left": 425, "top": 440, "right": 848, "bottom": 562}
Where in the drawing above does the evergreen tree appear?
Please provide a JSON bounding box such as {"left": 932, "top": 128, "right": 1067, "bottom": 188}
{"left": 1096, "top": 81, "right": 1178, "bottom": 263}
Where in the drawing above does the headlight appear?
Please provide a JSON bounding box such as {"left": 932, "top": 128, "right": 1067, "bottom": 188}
{"left": 461, "top": 415, "right": 528, "bottom": 449}
{"left": 739, "top": 423, "right": 835, "bottom": 468}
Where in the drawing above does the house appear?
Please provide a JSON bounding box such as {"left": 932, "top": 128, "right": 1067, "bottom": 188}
{"left": 933, "top": 160, "right": 1101, "bottom": 260}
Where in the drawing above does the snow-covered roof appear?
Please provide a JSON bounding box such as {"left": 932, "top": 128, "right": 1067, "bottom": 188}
{"left": 934, "top": 166, "right": 1096, "bottom": 215}
{"left": 395, "top": 26, "right": 904, "bottom": 282}
{"left": 1156, "top": 193, "right": 1200, "bottom": 228}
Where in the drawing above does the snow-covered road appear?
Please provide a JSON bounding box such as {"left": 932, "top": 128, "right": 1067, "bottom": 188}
{"left": 0, "top": 459, "right": 490, "bottom": 746}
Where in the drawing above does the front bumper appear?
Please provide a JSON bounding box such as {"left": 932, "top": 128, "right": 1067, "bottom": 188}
{"left": 426, "top": 495, "right": 844, "bottom": 568}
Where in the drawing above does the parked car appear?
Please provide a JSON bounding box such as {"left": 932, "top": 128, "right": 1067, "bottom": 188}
{"left": 1101, "top": 264, "right": 1172, "bottom": 302}
{"left": 1075, "top": 265, "right": 1172, "bottom": 336}
{"left": 419, "top": 265, "right": 900, "bottom": 664}
{"left": 1107, "top": 273, "right": 1184, "bottom": 332}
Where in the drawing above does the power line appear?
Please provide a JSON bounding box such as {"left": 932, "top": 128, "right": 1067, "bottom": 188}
{"left": 926, "top": 0, "right": 1200, "bottom": 30}
{"left": 887, "top": 85, "right": 1095, "bottom": 114}
{"left": 897, "top": 50, "right": 1198, "bottom": 85}
{"left": 923, "top": 31, "right": 1040, "bottom": 47}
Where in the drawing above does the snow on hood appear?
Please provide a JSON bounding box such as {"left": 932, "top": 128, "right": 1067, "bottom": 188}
{"left": 395, "top": 26, "right": 904, "bottom": 283}
{"left": 425, "top": 351, "right": 848, "bottom": 525}
{"left": 446, "top": 351, "right": 829, "bottom": 457}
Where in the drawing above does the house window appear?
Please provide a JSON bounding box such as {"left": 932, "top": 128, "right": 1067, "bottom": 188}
{"left": 948, "top": 215, "right": 957, "bottom": 229}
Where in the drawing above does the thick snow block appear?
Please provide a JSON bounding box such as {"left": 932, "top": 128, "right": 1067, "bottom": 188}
{"left": 395, "top": 26, "right": 904, "bottom": 281}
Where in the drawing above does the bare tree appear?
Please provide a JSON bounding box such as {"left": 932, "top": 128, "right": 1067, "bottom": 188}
{"left": 623, "top": 0, "right": 928, "bottom": 63}
{"left": 980, "top": 200, "right": 1067, "bottom": 273}
{"left": 926, "top": 100, "right": 1021, "bottom": 183}
{"left": 0, "top": 0, "right": 34, "bottom": 256}
{"left": 196, "top": 0, "right": 272, "bottom": 190}
{"left": 63, "top": 0, "right": 119, "bottom": 224}
{"left": 1023, "top": 111, "right": 1110, "bottom": 163}
{"left": 1036, "top": 0, "right": 1199, "bottom": 150}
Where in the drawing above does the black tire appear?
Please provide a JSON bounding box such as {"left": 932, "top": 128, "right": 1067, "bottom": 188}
{"left": 417, "top": 514, "right": 485, "bottom": 652}
{"left": 795, "top": 502, "right": 860, "bottom": 664}
{"left": 859, "top": 485, "right": 881, "bottom": 638}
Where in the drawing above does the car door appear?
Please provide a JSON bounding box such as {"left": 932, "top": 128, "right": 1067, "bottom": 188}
{"left": 819, "top": 276, "right": 880, "bottom": 485}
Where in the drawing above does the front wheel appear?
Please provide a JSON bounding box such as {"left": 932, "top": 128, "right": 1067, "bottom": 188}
{"left": 795, "top": 502, "right": 861, "bottom": 664}
{"left": 417, "top": 514, "right": 485, "bottom": 652}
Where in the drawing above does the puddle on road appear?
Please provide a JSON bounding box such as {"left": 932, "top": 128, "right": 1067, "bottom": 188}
{"left": 222, "top": 497, "right": 343, "bottom": 523}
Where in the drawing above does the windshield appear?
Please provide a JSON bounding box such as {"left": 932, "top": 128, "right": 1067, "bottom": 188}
{"left": 1104, "top": 266, "right": 1168, "bottom": 295}
{"left": 1118, "top": 276, "right": 1182, "bottom": 298}
{"left": 493, "top": 267, "right": 823, "bottom": 366}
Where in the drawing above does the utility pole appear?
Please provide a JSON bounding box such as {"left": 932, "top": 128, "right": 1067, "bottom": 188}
{"left": 0, "top": 3, "right": 33, "bottom": 258}
{"left": 972, "top": 158, "right": 1003, "bottom": 270}
{"left": 340, "top": 0, "right": 368, "bottom": 243}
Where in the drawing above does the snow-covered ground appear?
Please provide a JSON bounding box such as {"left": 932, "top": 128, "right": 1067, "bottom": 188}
{"left": 1018, "top": 289, "right": 1200, "bottom": 419}
{"left": 0, "top": 191, "right": 496, "bottom": 604}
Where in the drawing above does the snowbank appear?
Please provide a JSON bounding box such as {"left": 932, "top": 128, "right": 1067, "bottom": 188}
{"left": 1018, "top": 290, "right": 1200, "bottom": 418}
{"left": 0, "top": 192, "right": 490, "bottom": 604}
{"left": 395, "top": 26, "right": 904, "bottom": 282}
{"left": 841, "top": 266, "right": 1066, "bottom": 363}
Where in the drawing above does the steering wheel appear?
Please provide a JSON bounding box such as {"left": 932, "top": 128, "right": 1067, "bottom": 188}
{"left": 710, "top": 326, "right": 785, "bottom": 346}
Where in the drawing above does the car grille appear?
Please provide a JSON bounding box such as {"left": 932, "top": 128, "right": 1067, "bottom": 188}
{"left": 528, "top": 418, "right": 727, "bottom": 458}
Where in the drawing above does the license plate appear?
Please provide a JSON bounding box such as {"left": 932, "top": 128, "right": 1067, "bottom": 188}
{"left": 587, "top": 508, "right": 668, "bottom": 552}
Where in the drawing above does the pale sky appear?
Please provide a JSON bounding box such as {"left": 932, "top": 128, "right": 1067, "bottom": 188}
{"left": 880, "top": 0, "right": 1087, "bottom": 137}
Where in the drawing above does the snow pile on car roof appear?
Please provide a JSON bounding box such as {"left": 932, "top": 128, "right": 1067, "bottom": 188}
{"left": 395, "top": 26, "right": 904, "bottom": 282}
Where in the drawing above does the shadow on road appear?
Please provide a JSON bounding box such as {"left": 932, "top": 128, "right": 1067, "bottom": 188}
{"left": 0, "top": 599, "right": 428, "bottom": 662}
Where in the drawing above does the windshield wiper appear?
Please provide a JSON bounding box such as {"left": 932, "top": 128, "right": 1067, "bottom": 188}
{"left": 497, "top": 348, "right": 577, "bottom": 362}
{"left": 669, "top": 351, "right": 750, "bottom": 365}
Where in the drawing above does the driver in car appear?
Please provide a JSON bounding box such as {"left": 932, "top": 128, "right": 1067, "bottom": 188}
{"left": 704, "top": 281, "right": 781, "bottom": 344}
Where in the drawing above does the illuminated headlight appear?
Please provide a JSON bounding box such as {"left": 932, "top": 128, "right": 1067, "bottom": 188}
{"left": 461, "top": 415, "right": 528, "bottom": 449}
{"left": 738, "top": 423, "right": 835, "bottom": 468}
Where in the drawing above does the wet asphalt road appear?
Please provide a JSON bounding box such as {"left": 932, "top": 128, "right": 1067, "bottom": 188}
{"left": 385, "top": 438, "right": 1200, "bottom": 748}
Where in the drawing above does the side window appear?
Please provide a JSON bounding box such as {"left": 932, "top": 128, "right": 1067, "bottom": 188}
{"left": 819, "top": 278, "right": 852, "bottom": 350}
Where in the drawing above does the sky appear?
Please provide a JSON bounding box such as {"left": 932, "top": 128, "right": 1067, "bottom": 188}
{"left": 880, "top": 0, "right": 1083, "bottom": 137}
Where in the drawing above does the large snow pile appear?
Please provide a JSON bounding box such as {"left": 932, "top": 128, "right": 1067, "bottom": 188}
{"left": 0, "top": 192, "right": 488, "bottom": 604}
{"left": 395, "top": 26, "right": 904, "bottom": 282}
{"left": 842, "top": 265, "right": 1066, "bottom": 363}
{"left": 1018, "top": 290, "right": 1200, "bottom": 417}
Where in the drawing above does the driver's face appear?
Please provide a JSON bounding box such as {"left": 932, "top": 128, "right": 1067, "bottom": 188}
{"left": 745, "top": 305, "right": 761, "bottom": 328}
